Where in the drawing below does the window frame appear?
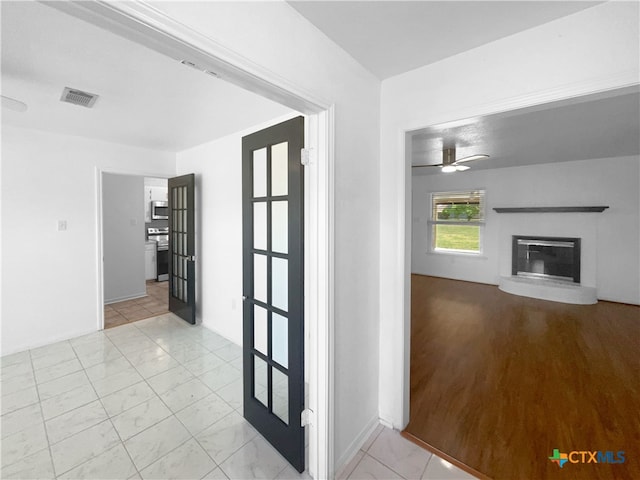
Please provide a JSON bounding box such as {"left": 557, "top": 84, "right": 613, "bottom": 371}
{"left": 428, "top": 189, "right": 486, "bottom": 256}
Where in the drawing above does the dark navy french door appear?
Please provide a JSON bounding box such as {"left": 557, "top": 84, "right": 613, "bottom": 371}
{"left": 168, "top": 174, "right": 196, "bottom": 325}
{"left": 242, "top": 117, "right": 305, "bottom": 472}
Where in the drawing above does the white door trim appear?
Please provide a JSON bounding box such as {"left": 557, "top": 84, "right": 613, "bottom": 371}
{"left": 95, "top": 168, "right": 172, "bottom": 332}
{"left": 57, "top": 2, "right": 335, "bottom": 477}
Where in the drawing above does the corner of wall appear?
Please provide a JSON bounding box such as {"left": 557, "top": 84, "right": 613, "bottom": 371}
{"left": 334, "top": 416, "right": 380, "bottom": 476}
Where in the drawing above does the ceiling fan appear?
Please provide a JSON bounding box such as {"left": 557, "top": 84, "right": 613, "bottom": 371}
{"left": 413, "top": 147, "right": 489, "bottom": 172}
{"left": 1, "top": 94, "right": 28, "bottom": 112}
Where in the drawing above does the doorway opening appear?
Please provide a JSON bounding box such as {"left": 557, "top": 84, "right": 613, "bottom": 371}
{"left": 400, "top": 87, "right": 640, "bottom": 480}
{"left": 69, "top": 2, "right": 335, "bottom": 477}
{"left": 102, "top": 173, "right": 170, "bottom": 329}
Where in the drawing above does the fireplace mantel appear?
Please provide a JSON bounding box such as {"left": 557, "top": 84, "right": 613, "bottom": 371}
{"left": 493, "top": 206, "right": 609, "bottom": 213}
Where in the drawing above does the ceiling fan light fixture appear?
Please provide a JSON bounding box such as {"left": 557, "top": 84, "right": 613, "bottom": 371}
{"left": 441, "top": 165, "right": 457, "bottom": 173}
{"left": 455, "top": 154, "right": 490, "bottom": 163}
{"left": 455, "top": 165, "right": 470, "bottom": 171}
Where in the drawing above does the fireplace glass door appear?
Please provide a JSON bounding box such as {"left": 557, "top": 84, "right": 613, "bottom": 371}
{"left": 512, "top": 236, "right": 581, "bottom": 283}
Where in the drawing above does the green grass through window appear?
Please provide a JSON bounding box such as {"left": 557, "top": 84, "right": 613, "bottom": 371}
{"left": 434, "top": 225, "right": 480, "bottom": 252}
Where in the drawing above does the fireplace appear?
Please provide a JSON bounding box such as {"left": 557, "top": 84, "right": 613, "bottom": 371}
{"left": 512, "top": 236, "right": 581, "bottom": 283}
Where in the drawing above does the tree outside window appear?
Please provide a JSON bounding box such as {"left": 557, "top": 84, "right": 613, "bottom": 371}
{"left": 430, "top": 190, "right": 485, "bottom": 253}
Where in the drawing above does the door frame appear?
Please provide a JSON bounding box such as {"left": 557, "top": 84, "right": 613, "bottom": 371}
{"left": 383, "top": 91, "right": 640, "bottom": 432}
{"left": 72, "top": 4, "right": 336, "bottom": 478}
{"left": 96, "top": 168, "right": 172, "bottom": 332}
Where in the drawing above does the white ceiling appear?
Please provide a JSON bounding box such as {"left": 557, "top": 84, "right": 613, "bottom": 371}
{"left": 2, "top": 0, "right": 635, "bottom": 166}
{"left": 0, "top": 1, "right": 293, "bottom": 153}
{"left": 411, "top": 87, "right": 640, "bottom": 174}
{"left": 288, "top": 1, "right": 602, "bottom": 80}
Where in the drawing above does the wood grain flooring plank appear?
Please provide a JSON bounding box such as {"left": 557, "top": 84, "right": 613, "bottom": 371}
{"left": 406, "top": 275, "right": 639, "bottom": 480}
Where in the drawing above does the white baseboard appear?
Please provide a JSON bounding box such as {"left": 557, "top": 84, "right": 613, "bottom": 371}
{"left": 335, "top": 416, "right": 380, "bottom": 476}
{"left": 104, "top": 292, "right": 147, "bottom": 305}
{"left": 0, "top": 327, "right": 98, "bottom": 357}
{"left": 200, "top": 322, "right": 241, "bottom": 347}
{"left": 379, "top": 417, "right": 394, "bottom": 429}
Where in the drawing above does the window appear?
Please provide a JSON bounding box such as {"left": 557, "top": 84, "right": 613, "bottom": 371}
{"left": 429, "top": 190, "right": 485, "bottom": 254}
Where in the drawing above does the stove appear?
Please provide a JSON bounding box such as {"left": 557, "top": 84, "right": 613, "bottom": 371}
{"left": 147, "top": 227, "right": 169, "bottom": 248}
{"left": 147, "top": 227, "right": 169, "bottom": 281}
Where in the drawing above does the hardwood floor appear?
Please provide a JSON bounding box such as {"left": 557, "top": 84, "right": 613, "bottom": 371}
{"left": 406, "top": 275, "right": 640, "bottom": 480}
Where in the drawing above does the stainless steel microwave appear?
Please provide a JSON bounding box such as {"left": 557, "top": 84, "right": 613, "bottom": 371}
{"left": 151, "top": 201, "right": 168, "bottom": 220}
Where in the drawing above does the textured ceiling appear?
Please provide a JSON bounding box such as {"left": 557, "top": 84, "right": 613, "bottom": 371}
{"left": 411, "top": 88, "right": 640, "bottom": 174}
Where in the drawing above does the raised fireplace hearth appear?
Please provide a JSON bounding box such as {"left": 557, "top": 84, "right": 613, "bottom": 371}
{"left": 499, "top": 235, "right": 597, "bottom": 304}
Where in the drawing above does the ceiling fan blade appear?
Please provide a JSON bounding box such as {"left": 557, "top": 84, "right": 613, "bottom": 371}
{"left": 412, "top": 163, "right": 444, "bottom": 168}
{"left": 453, "top": 154, "right": 489, "bottom": 164}
{"left": 1, "top": 95, "right": 28, "bottom": 112}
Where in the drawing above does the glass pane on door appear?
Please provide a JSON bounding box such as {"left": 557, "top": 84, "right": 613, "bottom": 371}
{"left": 254, "top": 202, "right": 267, "bottom": 250}
{"left": 272, "top": 313, "right": 288, "bottom": 368}
{"left": 272, "top": 368, "right": 289, "bottom": 425}
{"left": 254, "top": 355, "right": 268, "bottom": 407}
{"left": 254, "top": 254, "right": 267, "bottom": 303}
{"left": 253, "top": 148, "right": 267, "bottom": 198}
{"left": 271, "top": 142, "right": 288, "bottom": 196}
{"left": 272, "top": 201, "right": 288, "bottom": 254}
{"left": 254, "top": 306, "right": 268, "bottom": 356}
{"left": 272, "top": 257, "right": 288, "bottom": 311}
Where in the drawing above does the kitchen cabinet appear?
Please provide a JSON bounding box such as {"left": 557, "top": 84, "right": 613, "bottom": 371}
{"left": 151, "top": 185, "right": 168, "bottom": 201}
{"left": 145, "top": 241, "right": 157, "bottom": 280}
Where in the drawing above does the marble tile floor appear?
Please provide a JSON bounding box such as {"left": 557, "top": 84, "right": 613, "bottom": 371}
{"left": 339, "top": 426, "right": 479, "bottom": 480}
{"left": 1, "top": 313, "right": 476, "bottom": 480}
{"left": 0, "top": 313, "right": 302, "bottom": 480}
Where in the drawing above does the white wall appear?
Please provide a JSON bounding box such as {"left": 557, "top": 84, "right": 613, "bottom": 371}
{"left": 103, "top": 173, "right": 146, "bottom": 303}
{"left": 412, "top": 156, "right": 640, "bottom": 304}
{"left": 176, "top": 113, "right": 311, "bottom": 347}
{"left": 175, "top": 123, "right": 253, "bottom": 345}
{"left": 1, "top": 125, "right": 175, "bottom": 354}
{"left": 150, "top": 1, "right": 382, "bottom": 467}
{"left": 380, "top": 2, "right": 640, "bottom": 429}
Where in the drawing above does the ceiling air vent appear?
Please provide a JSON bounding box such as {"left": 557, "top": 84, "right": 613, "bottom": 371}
{"left": 60, "top": 87, "right": 99, "bottom": 108}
